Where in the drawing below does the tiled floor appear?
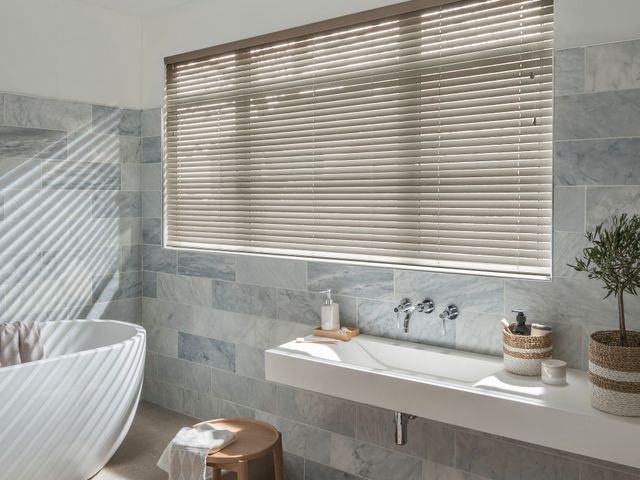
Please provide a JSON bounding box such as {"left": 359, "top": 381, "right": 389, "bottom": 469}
{"left": 92, "top": 401, "right": 199, "bottom": 480}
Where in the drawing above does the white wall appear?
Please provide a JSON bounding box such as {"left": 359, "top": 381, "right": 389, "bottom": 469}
{"left": 141, "top": 0, "right": 640, "bottom": 109}
{"left": 0, "top": 0, "right": 142, "bottom": 109}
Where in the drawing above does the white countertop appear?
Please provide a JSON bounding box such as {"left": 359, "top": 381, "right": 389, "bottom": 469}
{"left": 266, "top": 334, "right": 640, "bottom": 468}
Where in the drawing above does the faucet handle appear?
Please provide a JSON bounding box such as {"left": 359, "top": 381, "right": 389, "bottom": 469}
{"left": 416, "top": 298, "right": 435, "bottom": 314}
{"left": 439, "top": 305, "right": 459, "bottom": 335}
{"left": 394, "top": 298, "right": 412, "bottom": 313}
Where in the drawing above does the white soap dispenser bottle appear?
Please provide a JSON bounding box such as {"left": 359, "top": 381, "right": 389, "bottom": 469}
{"left": 320, "top": 289, "right": 340, "bottom": 331}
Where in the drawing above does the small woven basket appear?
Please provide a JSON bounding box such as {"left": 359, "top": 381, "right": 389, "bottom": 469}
{"left": 503, "top": 325, "right": 552, "bottom": 376}
{"left": 589, "top": 330, "right": 640, "bottom": 417}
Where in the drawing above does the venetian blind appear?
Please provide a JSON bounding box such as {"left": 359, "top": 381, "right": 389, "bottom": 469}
{"left": 164, "top": 0, "right": 553, "bottom": 278}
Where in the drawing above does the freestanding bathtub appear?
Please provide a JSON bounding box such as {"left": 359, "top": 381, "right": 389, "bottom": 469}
{"left": 0, "top": 319, "right": 146, "bottom": 480}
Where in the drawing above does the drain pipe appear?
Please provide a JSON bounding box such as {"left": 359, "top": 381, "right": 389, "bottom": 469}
{"left": 394, "top": 411, "right": 416, "bottom": 445}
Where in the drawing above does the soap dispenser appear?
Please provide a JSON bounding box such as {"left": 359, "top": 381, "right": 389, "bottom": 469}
{"left": 512, "top": 309, "right": 528, "bottom": 335}
{"left": 320, "top": 289, "right": 340, "bottom": 331}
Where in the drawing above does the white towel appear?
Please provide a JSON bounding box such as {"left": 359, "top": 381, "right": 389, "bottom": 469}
{"left": 18, "top": 323, "right": 44, "bottom": 363}
{"left": 0, "top": 322, "right": 44, "bottom": 367}
{"left": 158, "top": 423, "right": 237, "bottom": 480}
{"left": 0, "top": 323, "right": 20, "bottom": 367}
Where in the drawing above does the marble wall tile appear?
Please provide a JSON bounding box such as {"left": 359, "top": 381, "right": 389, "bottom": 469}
{"left": 211, "top": 368, "right": 277, "bottom": 413}
{"left": 118, "top": 217, "right": 143, "bottom": 246}
{"left": 183, "top": 389, "right": 219, "bottom": 420}
{"left": 0, "top": 250, "right": 41, "bottom": 286}
{"left": 157, "top": 272, "right": 212, "bottom": 307}
{"left": 66, "top": 131, "right": 119, "bottom": 163}
{"left": 142, "top": 218, "right": 161, "bottom": 244}
{"left": 121, "top": 163, "right": 141, "bottom": 191}
{"left": 142, "top": 297, "right": 193, "bottom": 332}
{"left": 422, "top": 461, "right": 490, "bottom": 480}
{"left": 217, "top": 399, "right": 256, "bottom": 419}
{"left": 4, "top": 274, "right": 91, "bottom": 317}
{"left": 586, "top": 186, "right": 640, "bottom": 230}
{"left": 0, "top": 157, "right": 41, "bottom": 190}
{"left": 308, "top": 262, "right": 394, "bottom": 300}
{"left": 256, "top": 317, "right": 315, "bottom": 350}
{"left": 358, "top": 299, "right": 456, "bottom": 348}
{"left": 156, "top": 354, "right": 211, "bottom": 393}
{"left": 555, "top": 139, "right": 640, "bottom": 186}
{"left": 504, "top": 277, "right": 624, "bottom": 326}
{"left": 211, "top": 280, "right": 277, "bottom": 317}
{"left": 177, "top": 250, "right": 235, "bottom": 281}
{"left": 586, "top": 40, "right": 640, "bottom": 93}
{"left": 142, "top": 245, "right": 177, "bottom": 273}
{"left": 142, "top": 136, "right": 161, "bottom": 163}
{"left": 548, "top": 322, "right": 584, "bottom": 369}
{"left": 455, "top": 313, "right": 504, "bottom": 356}
{"left": 84, "top": 298, "right": 142, "bottom": 323}
{"left": 580, "top": 463, "right": 640, "bottom": 480}
{"left": 395, "top": 270, "right": 504, "bottom": 315}
{"left": 455, "top": 430, "right": 580, "bottom": 480}
{"left": 283, "top": 453, "right": 305, "bottom": 480}
{"left": 92, "top": 271, "right": 142, "bottom": 302}
{"left": 92, "top": 106, "right": 141, "bottom": 137}
{"left": 141, "top": 191, "right": 161, "bottom": 218}
{"left": 162, "top": 382, "right": 185, "bottom": 412}
{"left": 330, "top": 434, "right": 422, "bottom": 480}
{"left": 0, "top": 94, "right": 4, "bottom": 125}
{"left": 143, "top": 270, "right": 157, "bottom": 297}
{"left": 41, "top": 246, "right": 117, "bottom": 280}
{"left": 145, "top": 351, "right": 157, "bottom": 378}
{"left": 142, "top": 377, "right": 163, "bottom": 405}
{"left": 142, "top": 109, "right": 162, "bottom": 138}
{"left": 235, "top": 344, "right": 265, "bottom": 379}
{"left": 554, "top": 48, "right": 585, "bottom": 96}
{"left": 120, "top": 244, "right": 142, "bottom": 272}
{"left": 356, "top": 404, "right": 455, "bottom": 466}
{"left": 92, "top": 191, "right": 141, "bottom": 217}
{"left": 305, "top": 461, "right": 362, "bottom": 480}
{"left": 276, "top": 289, "right": 356, "bottom": 327}
{"left": 555, "top": 90, "right": 640, "bottom": 140}
{"left": 553, "top": 187, "right": 585, "bottom": 232}
{"left": 236, "top": 256, "right": 306, "bottom": 290}
{"left": 119, "top": 136, "right": 142, "bottom": 163}
{"left": 0, "top": 126, "right": 67, "bottom": 159}
{"left": 276, "top": 385, "right": 357, "bottom": 437}
{"left": 141, "top": 163, "right": 161, "bottom": 190}
{"left": 4, "top": 94, "right": 91, "bottom": 132}
{"left": 145, "top": 324, "right": 178, "bottom": 357}
{"left": 192, "top": 306, "right": 260, "bottom": 346}
{"left": 43, "top": 161, "right": 121, "bottom": 190}
{"left": 255, "top": 411, "right": 331, "bottom": 465}
{"left": 178, "top": 332, "right": 235, "bottom": 371}
{"left": 553, "top": 231, "right": 589, "bottom": 278}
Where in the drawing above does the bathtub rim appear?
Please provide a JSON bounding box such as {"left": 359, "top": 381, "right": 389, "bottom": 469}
{"left": 0, "top": 319, "right": 146, "bottom": 372}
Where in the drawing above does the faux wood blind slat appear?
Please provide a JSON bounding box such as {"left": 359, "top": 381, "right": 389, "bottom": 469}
{"left": 165, "top": 0, "right": 553, "bottom": 278}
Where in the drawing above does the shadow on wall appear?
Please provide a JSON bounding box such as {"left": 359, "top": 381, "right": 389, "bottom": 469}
{"left": 0, "top": 95, "right": 143, "bottom": 324}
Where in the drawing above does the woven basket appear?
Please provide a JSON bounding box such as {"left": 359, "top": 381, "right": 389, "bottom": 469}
{"left": 589, "top": 330, "right": 640, "bottom": 416}
{"left": 503, "top": 325, "right": 552, "bottom": 376}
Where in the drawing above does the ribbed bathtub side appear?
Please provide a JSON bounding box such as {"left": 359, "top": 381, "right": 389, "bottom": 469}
{"left": 0, "top": 320, "right": 145, "bottom": 480}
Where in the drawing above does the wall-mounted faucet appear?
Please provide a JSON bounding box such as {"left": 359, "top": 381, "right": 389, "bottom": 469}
{"left": 394, "top": 298, "right": 415, "bottom": 333}
{"left": 439, "top": 304, "right": 459, "bottom": 335}
{"left": 394, "top": 298, "right": 435, "bottom": 333}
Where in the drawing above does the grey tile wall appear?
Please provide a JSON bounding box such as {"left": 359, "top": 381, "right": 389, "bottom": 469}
{"left": 138, "top": 38, "right": 640, "bottom": 480}
{"left": 0, "top": 92, "right": 142, "bottom": 323}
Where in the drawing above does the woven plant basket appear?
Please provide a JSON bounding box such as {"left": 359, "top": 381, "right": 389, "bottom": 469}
{"left": 503, "top": 325, "right": 552, "bottom": 376}
{"left": 589, "top": 330, "right": 640, "bottom": 416}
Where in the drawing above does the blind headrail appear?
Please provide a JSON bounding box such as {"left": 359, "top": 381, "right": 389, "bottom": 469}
{"left": 164, "top": 0, "right": 460, "bottom": 65}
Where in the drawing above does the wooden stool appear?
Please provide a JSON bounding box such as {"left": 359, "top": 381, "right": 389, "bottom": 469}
{"left": 195, "top": 418, "right": 284, "bottom": 480}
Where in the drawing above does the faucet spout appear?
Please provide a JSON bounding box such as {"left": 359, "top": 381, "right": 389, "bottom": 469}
{"left": 402, "top": 312, "right": 412, "bottom": 333}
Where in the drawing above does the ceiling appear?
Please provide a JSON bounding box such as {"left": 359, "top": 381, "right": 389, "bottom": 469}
{"left": 75, "top": 0, "right": 194, "bottom": 16}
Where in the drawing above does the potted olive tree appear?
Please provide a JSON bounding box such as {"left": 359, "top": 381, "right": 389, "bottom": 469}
{"left": 571, "top": 213, "right": 640, "bottom": 416}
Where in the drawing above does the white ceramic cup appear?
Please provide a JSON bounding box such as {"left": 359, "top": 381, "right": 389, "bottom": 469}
{"left": 541, "top": 359, "right": 567, "bottom": 385}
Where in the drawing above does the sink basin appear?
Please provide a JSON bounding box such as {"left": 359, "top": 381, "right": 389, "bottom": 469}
{"left": 266, "top": 334, "right": 640, "bottom": 469}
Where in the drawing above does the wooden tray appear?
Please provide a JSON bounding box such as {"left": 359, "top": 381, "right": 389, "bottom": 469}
{"left": 313, "top": 327, "right": 360, "bottom": 341}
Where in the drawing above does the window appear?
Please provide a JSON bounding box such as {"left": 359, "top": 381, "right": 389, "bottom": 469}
{"left": 164, "top": 0, "right": 553, "bottom": 278}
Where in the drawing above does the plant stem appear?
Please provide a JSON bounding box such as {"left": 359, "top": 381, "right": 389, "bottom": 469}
{"left": 618, "top": 289, "right": 627, "bottom": 347}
